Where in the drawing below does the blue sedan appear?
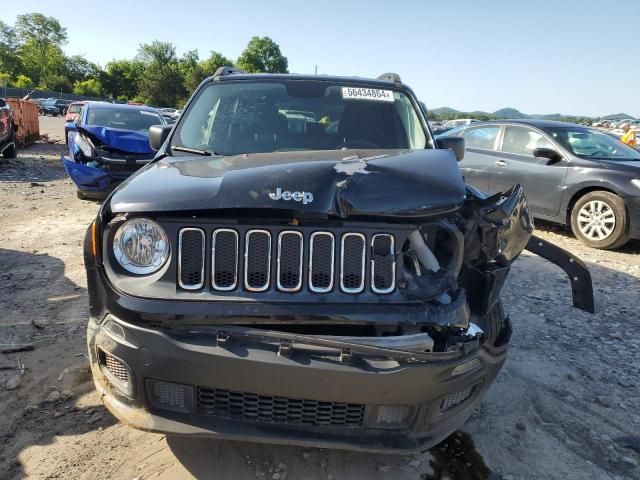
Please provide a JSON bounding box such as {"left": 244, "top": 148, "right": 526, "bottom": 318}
{"left": 63, "top": 103, "right": 165, "bottom": 200}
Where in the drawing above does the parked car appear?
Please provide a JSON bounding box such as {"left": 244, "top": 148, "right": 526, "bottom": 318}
{"left": 83, "top": 68, "right": 593, "bottom": 453}
{"left": 0, "top": 98, "right": 17, "bottom": 158}
{"left": 62, "top": 102, "right": 165, "bottom": 199}
{"left": 65, "top": 101, "right": 86, "bottom": 123}
{"left": 39, "top": 99, "right": 61, "bottom": 116}
{"left": 441, "top": 119, "right": 640, "bottom": 249}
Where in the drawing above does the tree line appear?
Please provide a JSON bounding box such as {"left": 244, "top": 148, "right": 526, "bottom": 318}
{"left": 0, "top": 13, "right": 288, "bottom": 107}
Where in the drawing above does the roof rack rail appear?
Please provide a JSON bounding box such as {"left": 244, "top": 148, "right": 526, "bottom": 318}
{"left": 213, "top": 66, "right": 248, "bottom": 77}
{"left": 377, "top": 72, "right": 402, "bottom": 83}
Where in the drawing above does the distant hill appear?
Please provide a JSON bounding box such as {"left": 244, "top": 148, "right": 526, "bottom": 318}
{"left": 428, "top": 106, "right": 636, "bottom": 122}
{"left": 601, "top": 113, "right": 636, "bottom": 120}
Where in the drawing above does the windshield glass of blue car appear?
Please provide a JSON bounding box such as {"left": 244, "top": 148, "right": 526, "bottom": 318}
{"left": 547, "top": 127, "right": 640, "bottom": 160}
{"left": 86, "top": 108, "right": 164, "bottom": 133}
{"left": 171, "top": 81, "right": 428, "bottom": 156}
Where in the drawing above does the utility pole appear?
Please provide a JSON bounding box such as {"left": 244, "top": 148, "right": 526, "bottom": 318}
{"left": 314, "top": 65, "right": 318, "bottom": 75}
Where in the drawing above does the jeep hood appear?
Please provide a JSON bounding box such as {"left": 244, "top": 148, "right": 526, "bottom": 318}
{"left": 107, "top": 149, "right": 467, "bottom": 217}
{"left": 80, "top": 125, "right": 154, "bottom": 155}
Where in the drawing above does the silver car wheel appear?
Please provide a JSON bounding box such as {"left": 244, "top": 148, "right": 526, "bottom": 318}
{"left": 576, "top": 200, "right": 616, "bottom": 240}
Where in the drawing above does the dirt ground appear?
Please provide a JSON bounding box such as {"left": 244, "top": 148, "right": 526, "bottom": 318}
{"left": 1, "top": 116, "right": 639, "bottom": 480}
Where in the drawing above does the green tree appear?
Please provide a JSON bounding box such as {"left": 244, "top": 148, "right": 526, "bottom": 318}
{"left": 0, "top": 21, "right": 21, "bottom": 76}
{"left": 14, "top": 74, "right": 34, "bottom": 89}
{"left": 102, "top": 59, "right": 144, "bottom": 100}
{"left": 73, "top": 78, "right": 101, "bottom": 97}
{"left": 237, "top": 36, "right": 288, "bottom": 73}
{"left": 40, "top": 73, "right": 71, "bottom": 93}
{"left": 65, "top": 55, "right": 101, "bottom": 84}
{"left": 137, "top": 41, "right": 185, "bottom": 106}
{"left": 15, "top": 13, "right": 67, "bottom": 83}
{"left": 137, "top": 40, "right": 178, "bottom": 67}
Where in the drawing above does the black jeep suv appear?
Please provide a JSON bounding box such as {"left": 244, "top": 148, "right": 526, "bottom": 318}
{"left": 84, "top": 68, "right": 594, "bottom": 452}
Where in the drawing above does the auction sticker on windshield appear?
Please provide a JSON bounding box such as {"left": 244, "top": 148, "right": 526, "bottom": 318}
{"left": 342, "top": 87, "right": 394, "bottom": 102}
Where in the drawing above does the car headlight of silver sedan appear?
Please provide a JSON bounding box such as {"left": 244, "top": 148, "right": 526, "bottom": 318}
{"left": 113, "top": 218, "right": 170, "bottom": 274}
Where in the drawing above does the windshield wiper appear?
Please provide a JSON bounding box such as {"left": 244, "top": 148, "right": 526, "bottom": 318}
{"left": 171, "top": 146, "right": 212, "bottom": 156}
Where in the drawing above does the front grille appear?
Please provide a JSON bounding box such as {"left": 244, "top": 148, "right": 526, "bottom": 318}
{"left": 440, "top": 386, "right": 475, "bottom": 411}
{"left": 177, "top": 227, "right": 397, "bottom": 295}
{"left": 198, "top": 386, "right": 365, "bottom": 428}
{"left": 178, "top": 228, "right": 205, "bottom": 289}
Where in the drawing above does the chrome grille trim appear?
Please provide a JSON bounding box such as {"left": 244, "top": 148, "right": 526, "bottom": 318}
{"left": 371, "top": 233, "right": 396, "bottom": 294}
{"left": 276, "top": 230, "right": 304, "bottom": 292}
{"left": 178, "top": 228, "right": 205, "bottom": 290}
{"left": 309, "top": 231, "right": 335, "bottom": 293}
{"left": 244, "top": 229, "right": 272, "bottom": 292}
{"left": 340, "top": 233, "right": 366, "bottom": 293}
{"left": 211, "top": 228, "right": 239, "bottom": 291}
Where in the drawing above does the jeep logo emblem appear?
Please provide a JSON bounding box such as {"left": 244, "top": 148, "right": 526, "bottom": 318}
{"left": 269, "top": 187, "right": 314, "bottom": 205}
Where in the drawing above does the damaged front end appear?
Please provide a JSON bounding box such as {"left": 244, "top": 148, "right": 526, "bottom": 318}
{"left": 63, "top": 124, "right": 156, "bottom": 199}
{"left": 85, "top": 148, "right": 594, "bottom": 452}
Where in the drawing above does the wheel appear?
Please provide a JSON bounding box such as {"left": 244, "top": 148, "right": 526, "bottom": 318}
{"left": 478, "top": 300, "right": 509, "bottom": 349}
{"left": 2, "top": 132, "right": 17, "bottom": 159}
{"left": 570, "top": 191, "right": 629, "bottom": 249}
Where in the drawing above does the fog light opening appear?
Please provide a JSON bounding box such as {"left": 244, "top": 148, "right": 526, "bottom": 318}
{"left": 146, "top": 379, "right": 194, "bottom": 414}
{"left": 97, "top": 348, "right": 132, "bottom": 396}
{"left": 440, "top": 386, "right": 475, "bottom": 412}
{"left": 451, "top": 358, "right": 482, "bottom": 377}
{"left": 375, "top": 405, "right": 411, "bottom": 425}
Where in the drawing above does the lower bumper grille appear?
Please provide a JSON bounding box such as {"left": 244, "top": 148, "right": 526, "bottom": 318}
{"left": 197, "top": 386, "right": 365, "bottom": 428}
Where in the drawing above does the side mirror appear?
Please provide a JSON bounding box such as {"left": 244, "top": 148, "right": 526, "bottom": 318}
{"left": 149, "top": 124, "right": 173, "bottom": 151}
{"left": 436, "top": 136, "right": 465, "bottom": 161}
{"left": 533, "top": 147, "right": 563, "bottom": 165}
{"left": 65, "top": 121, "right": 77, "bottom": 131}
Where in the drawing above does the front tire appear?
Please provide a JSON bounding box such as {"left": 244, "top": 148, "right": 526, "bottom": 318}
{"left": 2, "top": 132, "right": 17, "bottom": 159}
{"left": 570, "top": 191, "right": 629, "bottom": 249}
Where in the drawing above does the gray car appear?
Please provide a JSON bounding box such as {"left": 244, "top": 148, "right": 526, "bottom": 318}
{"left": 441, "top": 119, "right": 640, "bottom": 249}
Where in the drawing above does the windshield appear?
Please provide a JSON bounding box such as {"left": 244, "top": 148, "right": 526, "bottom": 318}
{"left": 546, "top": 127, "right": 640, "bottom": 160}
{"left": 172, "top": 80, "right": 428, "bottom": 155}
{"left": 86, "top": 108, "right": 164, "bottom": 132}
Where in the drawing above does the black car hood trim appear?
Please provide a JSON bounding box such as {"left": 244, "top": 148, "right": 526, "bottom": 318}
{"left": 108, "top": 149, "right": 467, "bottom": 218}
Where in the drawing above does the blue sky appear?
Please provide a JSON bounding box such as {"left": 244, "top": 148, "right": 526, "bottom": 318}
{"left": 3, "top": 0, "right": 638, "bottom": 117}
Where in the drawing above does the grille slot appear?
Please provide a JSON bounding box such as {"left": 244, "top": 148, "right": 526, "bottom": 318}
{"left": 197, "top": 386, "right": 365, "bottom": 428}
{"left": 277, "top": 231, "right": 303, "bottom": 292}
{"left": 340, "top": 233, "right": 366, "bottom": 293}
{"left": 309, "top": 232, "right": 335, "bottom": 293}
{"left": 178, "top": 228, "right": 205, "bottom": 290}
{"left": 212, "top": 229, "right": 239, "bottom": 290}
{"left": 244, "top": 230, "right": 271, "bottom": 291}
{"left": 371, "top": 234, "right": 396, "bottom": 293}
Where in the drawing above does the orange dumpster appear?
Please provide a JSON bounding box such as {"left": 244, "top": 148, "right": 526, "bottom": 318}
{"left": 6, "top": 98, "right": 40, "bottom": 147}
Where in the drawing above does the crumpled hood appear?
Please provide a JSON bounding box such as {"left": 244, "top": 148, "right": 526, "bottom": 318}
{"left": 108, "top": 149, "right": 467, "bottom": 218}
{"left": 80, "top": 125, "right": 154, "bottom": 154}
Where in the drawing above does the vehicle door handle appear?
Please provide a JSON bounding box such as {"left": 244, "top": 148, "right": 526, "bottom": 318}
{"left": 495, "top": 160, "right": 508, "bottom": 167}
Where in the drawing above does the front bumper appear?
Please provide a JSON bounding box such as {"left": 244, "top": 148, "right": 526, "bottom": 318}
{"left": 88, "top": 314, "right": 507, "bottom": 453}
{"left": 62, "top": 156, "right": 140, "bottom": 198}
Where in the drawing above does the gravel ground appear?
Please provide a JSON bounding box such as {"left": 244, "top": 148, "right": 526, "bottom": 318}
{"left": 0, "top": 116, "right": 638, "bottom": 480}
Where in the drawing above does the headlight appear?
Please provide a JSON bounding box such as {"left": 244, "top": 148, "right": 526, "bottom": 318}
{"left": 75, "top": 133, "right": 95, "bottom": 158}
{"left": 632, "top": 179, "right": 640, "bottom": 189}
{"left": 113, "top": 218, "right": 170, "bottom": 274}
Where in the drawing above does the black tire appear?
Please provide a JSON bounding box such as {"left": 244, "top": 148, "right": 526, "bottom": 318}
{"left": 2, "top": 132, "right": 17, "bottom": 159}
{"left": 478, "top": 300, "right": 509, "bottom": 349}
{"left": 570, "top": 191, "right": 629, "bottom": 249}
